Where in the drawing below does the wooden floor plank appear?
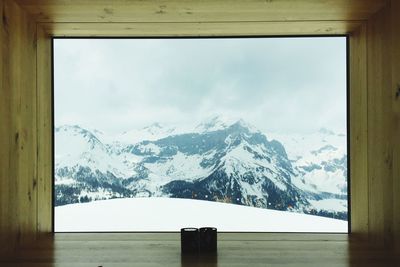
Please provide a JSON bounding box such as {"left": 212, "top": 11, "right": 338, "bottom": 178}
{"left": 1, "top": 234, "right": 399, "bottom": 267}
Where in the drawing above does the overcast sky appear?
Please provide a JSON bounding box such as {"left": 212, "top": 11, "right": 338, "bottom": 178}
{"left": 54, "top": 37, "right": 347, "bottom": 135}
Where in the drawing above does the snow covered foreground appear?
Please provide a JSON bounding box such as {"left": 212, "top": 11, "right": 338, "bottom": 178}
{"left": 55, "top": 198, "right": 348, "bottom": 233}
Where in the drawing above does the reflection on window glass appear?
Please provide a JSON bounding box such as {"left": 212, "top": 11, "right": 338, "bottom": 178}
{"left": 54, "top": 37, "right": 348, "bottom": 232}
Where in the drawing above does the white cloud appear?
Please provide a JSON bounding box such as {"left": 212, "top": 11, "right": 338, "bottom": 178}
{"left": 54, "top": 37, "right": 347, "bottom": 135}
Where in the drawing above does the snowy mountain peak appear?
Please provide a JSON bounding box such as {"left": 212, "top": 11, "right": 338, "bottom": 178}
{"left": 56, "top": 125, "right": 103, "bottom": 145}
{"left": 142, "top": 122, "right": 175, "bottom": 135}
{"left": 195, "top": 115, "right": 258, "bottom": 134}
{"left": 116, "top": 122, "right": 177, "bottom": 144}
{"left": 56, "top": 124, "right": 84, "bottom": 132}
{"left": 143, "top": 122, "right": 162, "bottom": 131}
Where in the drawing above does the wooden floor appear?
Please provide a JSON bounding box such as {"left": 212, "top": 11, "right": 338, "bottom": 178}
{"left": 1, "top": 233, "right": 399, "bottom": 267}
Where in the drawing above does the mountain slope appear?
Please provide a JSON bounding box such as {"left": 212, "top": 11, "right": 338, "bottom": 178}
{"left": 54, "top": 118, "right": 348, "bottom": 220}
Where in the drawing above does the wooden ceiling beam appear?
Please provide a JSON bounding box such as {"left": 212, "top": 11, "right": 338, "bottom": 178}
{"left": 41, "top": 21, "right": 362, "bottom": 37}
{"left": 15, "top": 0, "right": 388, "bottom": 23}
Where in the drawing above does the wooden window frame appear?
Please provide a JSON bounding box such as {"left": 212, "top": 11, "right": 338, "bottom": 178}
{"left": 36, "top": 22, "right": 368, "bottom": 237}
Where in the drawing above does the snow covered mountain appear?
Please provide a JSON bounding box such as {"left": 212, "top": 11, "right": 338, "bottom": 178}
{"left": 114, "top": 123, "right": 179, "bottom": 144}
{"left": 267, "top": 129, "right": 347, "bottom": 196}
{"left": 54, "top": 117, "right": 348, "bottom": 220}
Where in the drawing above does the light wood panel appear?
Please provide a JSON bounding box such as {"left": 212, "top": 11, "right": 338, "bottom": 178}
{"left": 391, "top": 0, "right": 400, "bottom": 249}
{"left": 0, "top": 234, "right": 399, "bottom": 267}
{"left": 40, "top": 21, "right": 361, "bottom": 37}
{"left": 349, "top": 25, "right": 369, "bottom": 237}
{"left": 367, "top": 4, "right": 394, "bottom": 246}
{"left": 36, "top": 25, "right": 53, "bottom": 234}
{"left": 0, "top": 0, "right": 38, "bottom": 255}
{"left": 0, "top": 0, "right": 11, "bottom": 254}
{"left": 1, "top": 0, "right": 400, "bottom": 256}
{"left": 15, "top": 0, "right": 388, "bottom": 23}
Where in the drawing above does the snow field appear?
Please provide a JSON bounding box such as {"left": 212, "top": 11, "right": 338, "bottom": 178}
{"left": 55, "top": 197, "right": 348, "bottom": 232}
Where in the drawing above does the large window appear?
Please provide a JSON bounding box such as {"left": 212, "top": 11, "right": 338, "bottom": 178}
{"left": 53, "top": 37, "right": 348, "bottom": 232}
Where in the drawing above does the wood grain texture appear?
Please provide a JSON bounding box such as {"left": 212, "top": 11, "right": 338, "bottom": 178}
{"left": 0, "top": 234, "right": 399, "bottom": 267}
{"left": 15, "top": 0, "right": 388, "bottom": 23}
{"left": 40, "top": 21, "right": 361, "bottom": 37}
{"left": 0, "top": 0, "right": 12, "bottom": 255}
{"left": 367, "top": 4, "right": 394, "bottom": 246}
{"left": 1, "top": 0, "right": 399, "bottom": 256}
{"left": 48, "top": 233, "right": 350, "bottom": 242}
{"left": 0, "top": 0, "right": 37, "bottom": 255}
{"left": 391, "top": 0, "right": 400, "bottom": 249}
{"left": 36, "top": 25, "right": 52, "bottom": 235}
{"left": 349, "top": 25, "right": 369, "bottom": 237}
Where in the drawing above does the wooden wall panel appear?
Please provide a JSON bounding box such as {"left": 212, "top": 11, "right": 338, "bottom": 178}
{"left": 349, "top": 25, "right": 369, "bottom": 237}
{"left": 367, "top": 4, "right": 394, "bottom": 246}
{"left": 0, "top": 0, "right": 37, "bottom": 255}
{"left": 36, "top": 25, "right": 53, "bottom": 234}
{"left": 0, "top": 0, "right": 398, "bottom": 253}
{"left": 0, "top": 0, "right": 13, "bottom": 254}
{"left": 391, "top": 0, "right": 400, "bottom": 249}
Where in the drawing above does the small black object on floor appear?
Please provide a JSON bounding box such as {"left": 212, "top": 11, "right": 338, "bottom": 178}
{"left": 199, "top": 227, "right": 217, "bottom": 253}
{"left": 181, "top": 227, "right": 217, "bottom": 255}
{"left": 181, "top": 228, "right": 200, "bottom": 254}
